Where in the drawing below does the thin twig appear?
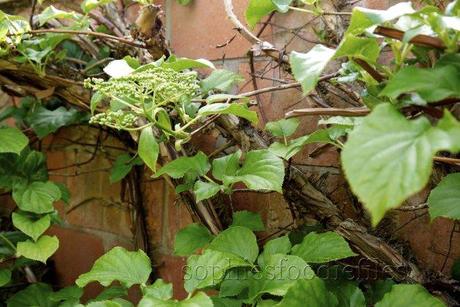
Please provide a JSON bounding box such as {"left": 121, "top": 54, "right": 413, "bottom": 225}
{"left": 375, "top": 26, "right": 446, "bottom": 50}
{"left": 22, "top": 29, "right": 147, "bottom": 49}
{"left": 286, "top": 107, "right": 370, "bottom": 118}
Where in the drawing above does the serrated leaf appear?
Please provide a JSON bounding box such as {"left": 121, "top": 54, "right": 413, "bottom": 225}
{"left": 245, "top": 0, "right": 276, "bottom": 28}
{"left": 335, "top": 36, "right": 380, "bottom": 64}
{"left": 375, "top": 284, "right": 445, "bottom": 307}
{"left": 193, "top": 180, "right": 221, "bottom": 202}
{"left": 248, "top": 254, "right": 314, "bottom": 301}
{"left": 223, "top": 150, "right": 285, "bottom": 192}
{"left": 198, "top": 103, "right": 258, "bottom": 124}
{"left": 81, "top": 0, "right": 115, "bottom": 14}
{"left": 268, "top": 129, "right": 334, "bottom": 160}
{"left": 92, "top": 286, "right": 127, "bottom": 302}
{"left": 76, "top": 247, "right": 151, "bottom": 288}
{"left": 290, "top": 46, "right": 336, "bottom": 94}
{"left": 139, "top": 127, "right": 159, "bottom": 172}
{"left": 28, "top": 106, "right": 86, "bottom": 139}
{"left": 184, "top": 249, "right": 251, "bottom": 293}
{"left": 91, "top": 91, "right": 105, "bottom": 114}
{"left": 142, "top": 279, "right": 173, "bottom": 300}
{"left": 162, "top": 57, "right": 215, "bottom": 71}
{"left": 230, "top": 211, "right": 265, "bottom": 231}
{"left": 200, "top": 69, "right": 244, "bottom": 93}
{"left": 278, "top": 277, "right": 338, "bottom": 307}
{"left": 0, "top": 127, "right": 28, "bottom": 154}
{"left": 138, "top": 291, "right": 213, "bottom": 307}
{"left": 208, "top": 226, "right": 259, "bottom": 263}
{"left": 12, "top": 212, "right": 51, "bottom": 241}
{"left": 6, "top": 283, "right": 55, "bottom": 307}
{"left": 341, "top": 104, "right": 460, "bottom": 225}
{"left": 50, "top": 286, "right": 84, "bottom": 302}
{"left": 154, "top": 152, "right": 210, "bottom": 179}
{"left": 292, "top": 232, "right": 356, "bottom": 263}
{"left": 272, "top": 0, "right": 294, "bottom": 13}
{"left": 174, "top": 223, "right": 214, "bottom": 256}
{"left": 110, "top": 154, "right": 143, "bottom": 183}
{"left": 13, "top": 181, "right": 61, "bottom": 214}
{"left": 265, "top": 118, "right": 299, "bottom": 137}
{"left": 326, "top": 280, "right": 365, "bottom": 307}
{"left": 428, "top": 173, "right": 460, "bottom": 220}
{"left": 0, "top": 268, "right": 11, "bottom": 287}
{"left": 219, "top": 268, "right": 253, "bottom": 298}
{"left": 380, "top": 66, "right": 460, "bottom": 103}
{"left": 347, "top": 2, "right": 415, "bottom": 35}
{"left": 212, "top": 150, "right": 241, "bottom": 181}
{"left": 16, "top": 235, "right": 59, "bottom": 263}
{"left": 258, "top": 235, "right": 291, "bottom": 267}
{"left": 37, "top": 6, "right": 80, "bottom": 26}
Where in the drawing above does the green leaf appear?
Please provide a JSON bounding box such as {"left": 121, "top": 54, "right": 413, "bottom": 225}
{"left": 76, "top": 247, "right": 151, "bottom": 288}
{"left": 291, "top": 232, "right": 356, "bottom": 263}
{"left": 265, "top": 118, "right": 299, "bottom": 137}
{"left": 12, "top": 212, "right": 51, "bottom": 241}
{"left": 208, "top": 226, "right": 259, "bottom": 263}
{"left": 278, "top": 277, "right": 338, "bottom": 307}
{"left": 346, "top": 2, "right": 415, "bottom": 35}
{"left": 0, "top": 268, "right": 11, "bottom": 287}
{"left": 212, "top": 297, "right": 244, "bottom": 307}
{"left": 245, "top": 0, "right": 276, "bottom": 28}
{"left": 37, "top": 6, "right": 80, "bottom": 26}
{"left": 81, "top": 0, "right": 115, "bottom": 14}
{"left": 219, "top": 268, "right": 252, "bottom": 298}
{"left": 193, "top": 180, "right": 222, "bottom": 202}
{"left": 110, "top": 154, "right": 143, "bottom": 183}
{"left": 138, "top": 291, "right": 213, "bottom": 307}
{"left": 380, "top": 66, "right": 460, "bottom": 103}
{"left": 92, "top": 286, "right": 127, "bottom": 302}
{"left": 272, "top": 0, "right": 294, "bottom": 13}
{"left": 223, "top": 150, "right": 284, "bottom": 192}
{"left": 290, "top": 46, "right": 336, "bottom": 94}
{"left": 177, "top": 0, "right": 193, "bottom": 5}
{"left": 341, "top": 104, "right": 460, "bottom": 225}
{"left": 198, "top": 103, "right": 258, "bottom": 124}
{"left": 139, "top": 127, "right": 159, "bottom": 172}
{"left": 428, "top": 173, "right": 460, "bottom": 220}
{"left": 268, "top": 129, "right": 334, "bottom": 160}
{"left": 334, "top": 36, "right": 380, "bottom": 64}
{"left": 248, "top": 254, "right": 315, "bottom": 301}
{"left": 184, "top": 249, "right": 251, "bottom": 293}
{"left": 258, "top": 235, "right": 291, "bottom": 267}
{"left": 200, "top": 69, "right": 244, "bottom": 93}
{"left": 50, "top": 286, "right": 84, "bottom": 303}
{"left": 366, "top": 279, "right": 395, "bottom": 305}
{"left": 326, "top": 280, "right": 366, "bottom": 307}
{"left": 375, "top": 284, "right": 445, "bottom": 307}
{"left": 212, "top": 150, "right": 241, "bottom": 181}
{"left": 0, "top": 127, "right": 28, "bottom": 154}
{"left": 28, "top": 106, "right": 86, "bottom": 139}
{"left": 6, "top": 283, "right": 55, "bottom": 307}
{"left": 13, "top": 181, "right": 61, "bottom": 214}
{"left": 174, "top": 223, "right": 214, "bottom": 256}
{"left": 154, "top": 152, "right": 210, "bottom": 179}
{"left": 162, "top": 57, "right": 215, "bottom": 71}
{"left": 142, "top": 279, "right": 173, "bottom": 300}
{"left": 16, "top": 235, "right": 59, "bottom": 263}
{"left": 91, "top": 91, "right": 105, "bottom": 114}
{"left": 230, "top": 211, "right": 265, "bottom": 231}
